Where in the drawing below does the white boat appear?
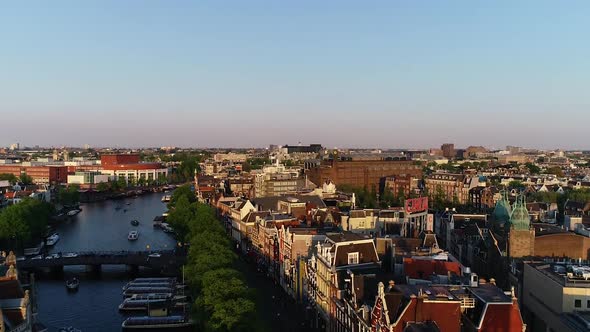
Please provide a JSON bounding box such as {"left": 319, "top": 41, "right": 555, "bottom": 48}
{"left": 161, "top": 195, "right": 171, "bottom": 202}
{"left": 67, "top": 209, "right": 81, "bottom": 217}
{"left": 128, "top": 231, "right": 139, "bottom": 241}
{"left": 46, "top": 233, "right": 60, "bottom": 246}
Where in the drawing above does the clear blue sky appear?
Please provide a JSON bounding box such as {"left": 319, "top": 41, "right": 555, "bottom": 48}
{"left": 1, "top": 1, "right": 588, "bottom": 149}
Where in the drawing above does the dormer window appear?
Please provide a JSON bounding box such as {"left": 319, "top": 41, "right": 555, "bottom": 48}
{"left": 348, "top": 252, "right": 359, "bottom": 265}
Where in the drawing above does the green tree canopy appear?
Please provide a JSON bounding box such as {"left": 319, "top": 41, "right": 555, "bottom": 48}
{"left": 525, "top": 162, "right": 541, "bottom": 174}
{"left": 0, "top": 173, "right": 18, "bottom": 185}
{"left": 168, "top": 184, "right": 196, "bottom": 209}
{"left": 0, "top": 198, "right": 52, "bottom": 243}
{"left": 546, "top": 166, "right": 564, "bottom": 177}
{"left": 19, "top": 173, "right": 33, "bottom": 185}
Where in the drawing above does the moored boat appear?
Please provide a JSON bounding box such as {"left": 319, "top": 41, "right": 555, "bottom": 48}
{"left": 67, "top": 209, "right": 81, "bottom": 217}
{"left": 118, "top": 299, "right": 169, "bottom": 312}
{"left": 130, "top": 219, "right": 139, "bottom": 226}
{"left": 123, "top": 287, "right": 176, "bottom": 298}
{"left": 121, "top": 315, "right": 193, "bottom": 330}
{"left": 46, "top": 233, "right": 60, "bottom": 246}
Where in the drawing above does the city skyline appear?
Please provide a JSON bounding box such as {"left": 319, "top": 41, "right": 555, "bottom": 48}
{"left": 2, "top": 1, "right": 589, "bottom": 149}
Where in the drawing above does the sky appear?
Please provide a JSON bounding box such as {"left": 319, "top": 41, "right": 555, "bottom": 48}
{"left": 1, "top": 1, "right": 589, "bottom": 150}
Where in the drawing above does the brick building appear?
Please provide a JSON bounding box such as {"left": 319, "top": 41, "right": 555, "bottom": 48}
{"left": 306, "top": 158, "right": 422, "bottom": 193}
{"left": 424, "top": 173, "right": 479, "bottom": 205}
{"left": 0, "top": 164, "right": 68, "bottom": 184}
{"left": 441, "top": 143, "right": 455, "bottom": 159}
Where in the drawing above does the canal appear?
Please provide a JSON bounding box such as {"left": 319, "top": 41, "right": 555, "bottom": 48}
{"left": 36, "top": 192, "right": 177, "bottom": 332}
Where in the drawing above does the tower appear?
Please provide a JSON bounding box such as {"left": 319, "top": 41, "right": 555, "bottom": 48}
{"left": 508, "top": 195, "right": 535, "bottom": 258}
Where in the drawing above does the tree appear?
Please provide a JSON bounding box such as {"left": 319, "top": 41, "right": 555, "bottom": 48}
{"left": 508, "top": 180, "right": 525, "bottom": 190}
{"left": 0, "top": 198, "right": 51, "bottom": 243}
{"left": 546, "top": 167, "right": 564, "bottom": 177}
{"left": 168, "top": 184, "right": 196, "bottom": 209}
{"left": 0, "top": 173, "right": 18, "bottom": 185}
{"left": 57, "top": 184, "right": 80, "bottom": 206}
{"left": 19, "top": 173, "right": 33, "bottom": 185}
{"left": 525, "top": 162, "right": 541, "bottom": 174}
{"left": 96, "top": 182, "right": 109, "bottom": 192}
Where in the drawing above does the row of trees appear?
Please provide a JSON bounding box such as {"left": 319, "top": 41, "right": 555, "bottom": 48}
{"left": 0, "top": 173, "right": 33, "bottom": 185}
{"left": 0, "top": 198, "right": 52, "bottom": 245}
{"left": 339, "top": 185, "right": 419, "bottom": 209}
{"left": 166, "top": 185, "right": 258, "bottom": 331}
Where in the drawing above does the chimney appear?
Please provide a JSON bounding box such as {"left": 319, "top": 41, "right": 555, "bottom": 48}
{"left": 415, "top": 292, "right": 424, "bottom": 322}
{"left": 387, "top": 280, "right": 395, "bottom": 292}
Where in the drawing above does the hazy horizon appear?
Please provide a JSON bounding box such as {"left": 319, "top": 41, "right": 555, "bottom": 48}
{"left": 2, "top": 1, "right": 589, "bottom": 149}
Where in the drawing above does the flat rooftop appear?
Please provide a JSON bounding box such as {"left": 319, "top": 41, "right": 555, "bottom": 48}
{"left": 528, "top": 262, "right": 590, "bottom": 288}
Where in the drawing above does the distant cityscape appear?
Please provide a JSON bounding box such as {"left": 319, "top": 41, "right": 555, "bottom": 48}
{"left": 1, "top": 142, "right": 590, "bottom": 331}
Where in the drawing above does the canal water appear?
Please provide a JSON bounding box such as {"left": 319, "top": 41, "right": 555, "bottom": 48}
{"left": 36, "top": 192, "right": 177, "bottom": 332}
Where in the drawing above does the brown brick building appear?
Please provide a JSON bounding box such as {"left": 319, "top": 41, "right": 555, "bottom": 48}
{"left": 306, "top": 158, "right": 422, "bottom": 192}
{"left": 0, "top": 165, "right": 68, "bottom": 184}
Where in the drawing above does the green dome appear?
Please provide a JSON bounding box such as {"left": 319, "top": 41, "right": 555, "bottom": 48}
{"left": 493, "top": 191, "right": 511, "bottom": 224}
{"left": 510, "top": 195, "right": 530, "bottom": 231}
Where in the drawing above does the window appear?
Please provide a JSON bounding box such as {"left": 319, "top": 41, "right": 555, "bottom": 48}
{"left": 575, "top": 299, "right": 582, "bottom": 308}
{"left": 347, "top": 252, "right": 359, "bottom": 265}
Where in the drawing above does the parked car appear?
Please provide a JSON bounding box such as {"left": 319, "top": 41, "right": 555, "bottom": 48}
{"left": 62, "top": 253, "right": 78, "bottom": 258}
{"left": 148, "top": 252, "right": 162, "bottom": 258}
{"left": 45, "top": 253, "right": 60, "bottom": 260}
{"left": 31, "top": 255, "right": 43, "bottom": 260}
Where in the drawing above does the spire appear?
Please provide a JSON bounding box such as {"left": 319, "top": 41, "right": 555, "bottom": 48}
{"left": 509, "top": 194, "right": 530, "bottom": 231}
{"left": 493, "top": 190, "right": 511, "bottom": 224}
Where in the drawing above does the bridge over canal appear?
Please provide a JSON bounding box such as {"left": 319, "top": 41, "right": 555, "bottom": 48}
{"left": 17, "top": 250, "right": 187, "bottom": 275}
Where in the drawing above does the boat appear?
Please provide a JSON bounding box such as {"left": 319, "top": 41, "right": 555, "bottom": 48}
{"left": 123, "top": 282, "right": 174, "bottom": 291}
{"left": 126, "top": 202, "right": 131, "bottom": 205}
{"left": 129, "top": 293, "right": 174, "bottom": 301}
{"left": 122, "top": 315, "right": 194, "bottom": 330}
{"left": 66, "top": 277, "right": 79, "bottom": 291}
{"left": 46, "top": 233, "right": 60, "bottom": 246}
{"left": 128, "top": 231, "right": 139, "bottom": 241}
{"left": 123, "top": 287, "right": 176, "bottom": 298}
{"left": 161, "top": 195, "right": 171, "bottom": 203}
{"left": 132, "top": 277, "right": 176, "bottom": 283}
{"left": 130, "top": 219, "right": 139, "bottom": 226}
{"left": 24, "top": 242, "right": 45, "bottom": 256}
{"left": 58, "top": 327, "right": 81, "bottom": 332}
{"left": 118, "top": 298, "right": 169, "bottom": 312}
{"left": 67, "top": 209, "right": 81, "bottom": 217}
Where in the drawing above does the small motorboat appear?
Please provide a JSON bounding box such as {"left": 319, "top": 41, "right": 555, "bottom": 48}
{"left": 46, "top": 233, "right": 60, "bottom": 246}
{"left": 128, "top": 231, "right": 139, "bottom": 241}
{"left": 66, "top": 277, "right": 79, "bottom": 291}
{"left": 131, "top": 220, "right": 140, "bottom": 226}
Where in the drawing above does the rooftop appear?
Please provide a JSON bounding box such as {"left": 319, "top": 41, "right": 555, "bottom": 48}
{"left": 528, "top": 262, "right": 590, "bottom": 288}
